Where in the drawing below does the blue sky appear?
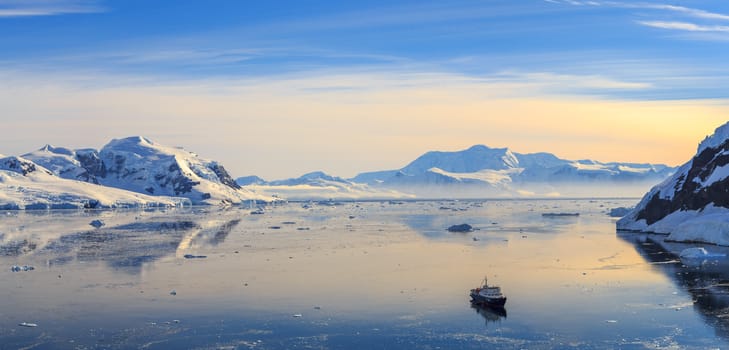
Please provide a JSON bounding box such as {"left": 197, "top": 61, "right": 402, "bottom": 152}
{"left": 1, "top": 0, "right": 729, "bottom": 178}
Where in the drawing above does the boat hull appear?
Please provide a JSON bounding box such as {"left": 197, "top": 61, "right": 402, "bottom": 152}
{"left": 470, "top": 290, "right": 507, "bottom": 307}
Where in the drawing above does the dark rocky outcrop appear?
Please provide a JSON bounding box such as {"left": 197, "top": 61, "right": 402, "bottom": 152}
{"left": 209, "top": 163, "right": 240, "bottom": 190}
{"left": 636, "top": 138, "right": 729, "bottom": 225}
{"left": 0, "top": 156, "right": 50, "bottom": 176}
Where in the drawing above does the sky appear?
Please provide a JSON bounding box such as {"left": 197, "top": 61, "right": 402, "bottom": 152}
{"left": 1, "top": 0, "right": 729, "bottom": 179}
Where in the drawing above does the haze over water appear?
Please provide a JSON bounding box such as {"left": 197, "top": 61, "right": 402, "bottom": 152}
{"left": 2, "top": 199, "right": 729, "bottom": 349}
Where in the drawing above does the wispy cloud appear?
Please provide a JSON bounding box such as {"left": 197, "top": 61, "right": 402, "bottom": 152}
{"left": 546, "top": 0, "right": 729, "bottom": 38}
{"left": 640, "top": 4, "right": 729, "bottom": 21}
{"left": 638, "top": 21, "right": 729, "bottom": 33}
{"left": 0, "top": 0, "right": 103, "bottom": 17}
{"left": 548, "top": 0, "right": 729, "bottom": 21}
{"left": 486, "top": 71, "right": 652, "bottom": 93}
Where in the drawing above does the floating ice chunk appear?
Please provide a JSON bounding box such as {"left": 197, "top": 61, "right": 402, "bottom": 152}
{"left": 679, "top": 247, "right": 726, "bottom": 259}
{"left": 292, "top": 314, "right": 303, "bottom": 318}
{"left": 183, "top": 254, "right": 207, "bottom": 259}
{"left": 89, "top": 219, "right": 105, "bottom": 228}
{"left": 542, "top": 212, "right": 579, "bottom": 217}
{"left": 18, "top": 322, "right": 37, "bottom": 327}
{"left": 11, "top": 265, "right": 34, "bottom": 272}
{"left": 447, "top": 224, "right": 473, "bottom": 233}
{"left": 608, "top": 207, "right": 632, "bottom": 218}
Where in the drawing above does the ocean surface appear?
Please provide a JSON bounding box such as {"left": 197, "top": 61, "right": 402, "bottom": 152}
{"left": 2, "top": 199, "right": 729, "bottom": 349}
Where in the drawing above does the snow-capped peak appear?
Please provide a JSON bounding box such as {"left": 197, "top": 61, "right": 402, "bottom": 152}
{"left": 107, "top": 136, "right": 154, "bottom": 148}
{"left": 698, "top": 121, "right": 729, "bottom": 154}
{"left": 21, "top": 136, "right": 271, "bottom": 205}
{"left": 268, "top": 171, "right": 350, "bottom": 186}
{"left": 39, "top": 144, "right": 75, "bottom": 156}
{"left": 401, "top": 144, "right": 519, "bottom": 174}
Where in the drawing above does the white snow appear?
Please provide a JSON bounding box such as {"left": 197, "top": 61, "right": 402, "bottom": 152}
{"left": 619, "top": 196, "right": 729, "bottom": 247}
{"left": 426, "top": 167, "right": 517, "bottom": 188}
{"left": 679, "top": 247, "right": 725, "bottom": 259}
{"left": 570, "top": 161, "right": 614, "bottom": 173}
{"left": 246, "top": 183, "right": 413, "bottom": 201}
{"left": 616, "top": 165, "right": 651, "bottom": 174}
{"left": 244, "top": 171, "right": 413, "bottom": 200}
{"left": 609, "top": 207, "right": 632, "bottom": 218}
{"left": 23, "top": 136, "right": 273, "bottom": 205}
{"left": 698, "top": 121, "right": 729, "bottom": 154}
{"left": 355, "top": 144, "right": 675, "bottom": 196}
{"left": 699, "top": 163, "right": 729, "bottom": 187}
{"left": 618, "top": 122, "right": 729, "bottom": 245}
{"left": 668, "top": 210, "right": 729, "bottom": 246}
{"left": 23, "top": 145, "right": 91, "bottom": 181}
{"left": 0, "top": 156, "right": 190, "bottom": 210}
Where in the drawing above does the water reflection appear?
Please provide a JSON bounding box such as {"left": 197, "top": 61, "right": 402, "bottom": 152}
{"left": 470, "top": 303, "right": 507, "bottom": 327}
{"left": 5, "top": 199, "right": 720, "bottom": 349}
{"left": 0, "top": 211, "right": 241, "bottom": 274}
{"left": 619, "top": 232, "right": 729, "bottom": 340}
{"left": 400, "top": 199, "right": 586, "bottom": 240}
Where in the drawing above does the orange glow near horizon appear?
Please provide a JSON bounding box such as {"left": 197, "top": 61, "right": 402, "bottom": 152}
{"left": 1, "top": 72, "right": 727, "bottom": 178}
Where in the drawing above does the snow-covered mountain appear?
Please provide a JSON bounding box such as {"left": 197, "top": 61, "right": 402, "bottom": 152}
{"left": 22, "top": 136, "right": 270, "bottom": 205}
{"left": 267, "top": 171, "right": 351, "bottom": 187}
{"left": 0, "top": 155, "right": 189, "bottom": 210}
{"left": 617, "top": 122, "right": 729, "bottom": 245}
{"left": 236, "top": 175, "right": 267, "bottom": 186}
{"left": 238, "top": 171, "right": 413, "bottom": 200}
{"left": 353, "top": 145, "right": 675, "bottom": 197}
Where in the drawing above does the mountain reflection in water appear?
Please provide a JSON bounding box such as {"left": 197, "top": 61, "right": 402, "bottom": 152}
{"left": 0, "top": 210, "right": 241, "bottom": 274}
{"left": 2, "top": 200, "right": 729, "bottom": 349}
{"left": 619, "top": 232, "right": 729, "bottom": 340}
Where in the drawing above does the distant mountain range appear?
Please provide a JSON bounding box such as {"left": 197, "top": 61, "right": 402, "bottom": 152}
{"left": 238, "top": 171, "right": 412, "bottom": 200}
{"left": 241, "top": 145, "right": 676, "bottom": 198}
{"left": 0, "top": 137, "right": 679, "bottom": 210}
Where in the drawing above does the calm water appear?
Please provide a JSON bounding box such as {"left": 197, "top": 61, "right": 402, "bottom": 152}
{"left": 2, "top": 199, "right": 729, "bottom": 349}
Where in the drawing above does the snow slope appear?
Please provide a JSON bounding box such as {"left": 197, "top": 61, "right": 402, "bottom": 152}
{"left": 0, "top": 155, "right": 189, "bottom": 210}
{"left": 240, "top": 171, "right": 413, "bottom": 200}
{"left": 617, "top": 122, "right": 729, "bottom": 246}
{"left": 23, "top": 137, "right": 271, "bottom": 205}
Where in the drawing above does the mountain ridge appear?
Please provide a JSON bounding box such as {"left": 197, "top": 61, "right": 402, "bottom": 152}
{"left": 21, "top": 136, "right": 270, "bottom": 205}
{"left": 617, "top": 121, "right": 729, "bottom": 245}
{"left": 350, "top": 144, "right": 675, "bottom": 197}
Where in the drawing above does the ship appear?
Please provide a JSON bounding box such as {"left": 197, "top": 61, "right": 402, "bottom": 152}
{"left": 470, "top": 276, "right": 507, "bottom": 307}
